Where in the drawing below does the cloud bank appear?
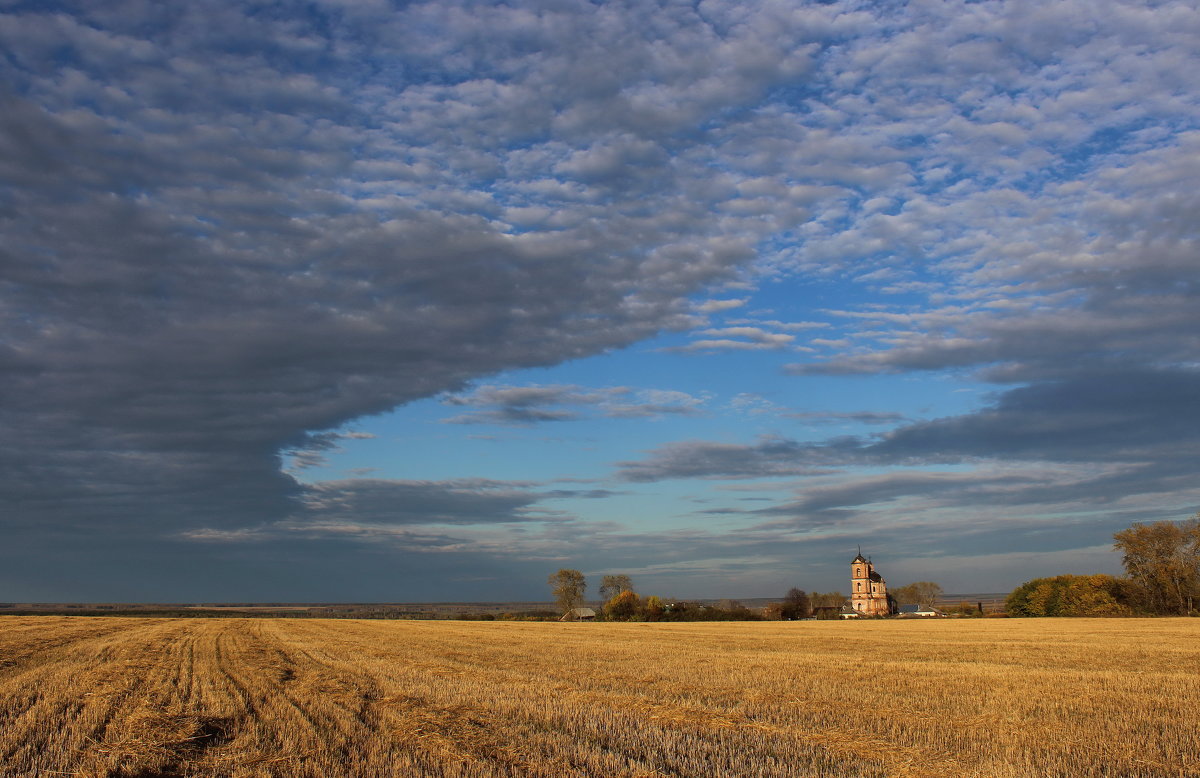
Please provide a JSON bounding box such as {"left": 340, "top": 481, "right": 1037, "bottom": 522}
{"left": 3, "top": 0, "right": 1198, "bottom": 598}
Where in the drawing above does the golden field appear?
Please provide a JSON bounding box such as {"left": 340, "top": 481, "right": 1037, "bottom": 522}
{"left": 0, "top": 617, "right": 1197, "bottom": 777}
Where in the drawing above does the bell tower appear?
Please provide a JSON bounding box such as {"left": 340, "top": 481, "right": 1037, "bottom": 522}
{"left": 850, "top": 551, "right": 891, "bottom": 616}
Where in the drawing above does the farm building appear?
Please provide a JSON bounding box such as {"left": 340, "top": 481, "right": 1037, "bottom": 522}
{"left": 560, "top": 607, "right": 596, "bottom": 621}
{"left": 897, "top": 604, "right": 945, "bottom": 618}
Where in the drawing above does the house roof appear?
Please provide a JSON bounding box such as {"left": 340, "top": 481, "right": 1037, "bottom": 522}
{"left": 897, "top": 604, "right": 941, "bottom": 614}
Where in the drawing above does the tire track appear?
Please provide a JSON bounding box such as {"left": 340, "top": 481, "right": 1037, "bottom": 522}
{"left": 0, "top": 619, "right": 185, "bottom": 776}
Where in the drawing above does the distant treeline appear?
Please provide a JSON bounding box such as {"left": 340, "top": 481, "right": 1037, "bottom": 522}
{"left": 0, "top": 604, "right": 783, "bottom": 622}
{"left": 0, "top": 607, "right": 553, "bottom": 620}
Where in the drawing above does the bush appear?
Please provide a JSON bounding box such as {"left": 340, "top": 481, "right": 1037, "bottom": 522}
{"left": 603, "top": 590, "right": 641, "bottom": 621}
{"left": 1006, "top": 574, "right": 1132, "bottom": 617}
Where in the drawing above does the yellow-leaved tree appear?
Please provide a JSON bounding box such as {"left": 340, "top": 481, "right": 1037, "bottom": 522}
{"left": 1113, "top": 516, "right": 1200, "bottom": 615}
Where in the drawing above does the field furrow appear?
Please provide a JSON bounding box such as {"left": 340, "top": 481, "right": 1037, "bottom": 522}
{"left": 0, "top": 617, "right": 1197, "bottom": 777}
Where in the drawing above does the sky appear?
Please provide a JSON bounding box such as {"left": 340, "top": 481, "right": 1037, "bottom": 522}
{"left": 2, "top": 0, "right": 1199, "bottom": 603}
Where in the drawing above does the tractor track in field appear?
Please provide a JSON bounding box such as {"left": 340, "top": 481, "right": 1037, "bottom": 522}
{"left": 1, "top": 617, "right": 1198, "bottom": 777}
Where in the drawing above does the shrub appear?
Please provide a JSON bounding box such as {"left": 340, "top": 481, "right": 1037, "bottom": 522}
{"left": 1006, "top": 575, "right": 1132, "bottom": 617}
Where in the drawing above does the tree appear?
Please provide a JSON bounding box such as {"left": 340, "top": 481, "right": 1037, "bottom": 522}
{"left": 548, "top": 569, "right": 586, "bottom": 616}
{"left": 603, "top": 590, "right": 640, "bottom": 621}
{"left": 643, "top": 595, "right": 665, "bottom": 621}
{"left": 810, "top": 591, "right": 845, "bottom": 608}
{"left": 599, "top": 574, "right": 634, "bottom": 603}
{"left": 781, "top": 588, "right": 812, "bottom": 620}
{"left": 762, "top": 602, "right": 786, "bottom": 620}
{"left": 1006, "top": 574, "right": 1130, "bottom": 617}
{"left": 1113, "top": 517, "right": 1200, "bottom": 615}
{"left": 942, "top": 601, "right": 983, "bottom": 616}
{"left": 892, "top": 581, "right": 944, "bottom": 607}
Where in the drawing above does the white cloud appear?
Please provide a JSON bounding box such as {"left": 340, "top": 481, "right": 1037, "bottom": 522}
{"left": 693, "top": 298, "right": 748, "bottom": 313}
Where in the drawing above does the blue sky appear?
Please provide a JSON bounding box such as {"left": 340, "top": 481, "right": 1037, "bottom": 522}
{"left": 2, "top": 0, "right": 1199, "bottom": 602}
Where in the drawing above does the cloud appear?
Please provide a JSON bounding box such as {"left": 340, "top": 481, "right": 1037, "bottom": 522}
{"left": 621, "top": 368, "right": 1200, "bottom": 479}
{"left": 617, "top": 435, "right": 840, "bottom": 482}
{"left": 669, "top": 310, "right": 834, "bottom": 353}
{"left": 728, "top": 393, "right": 783, "bottom": 416}
{"left": 617, "top": 368, "right": 1200, "bottom": 545}
{"left": 441, "top": 384, "right": 706, "bottom": 425}
{"left": 783, "top": 133, "right": 1200, "bottom": 381}
{"left": 785, "top": 411, "right": 907, "bottom": 426}
{"left": 286, "top": 430, "right": 376, "bottom": 471}
{"left": 872, "top": 370, "right": 1200, "bottom": 464}
{"left": 693, "top": 298, "right": 748, "bottom": 314}
{"left": 294, "top": 478, "right": 548, "bottom": 526}
{"left": 603, "top": 389, "right": 707, "bottom": 419}
{"left": 671, "top": 326, "right": 798, "bottom": 352}
{"left": 441, "top": 385, "right": 609, "bottom": 425}
{"left": 4, "top": 0, "right": 1200, "bottom": 598}
{"left": 179, "top": 476, "right": 627, "bottom": 557}
{"left": 3, "top": 0, "right": 820, "bottom": 539}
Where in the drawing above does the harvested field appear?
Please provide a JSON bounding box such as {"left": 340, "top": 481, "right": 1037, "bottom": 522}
{"left": 0, "top": 617, "right": 1197, "bottom": 777}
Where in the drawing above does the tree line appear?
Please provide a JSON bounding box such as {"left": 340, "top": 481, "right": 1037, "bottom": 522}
{"left": 548, "top": 572, "right": 950, "bottom": 622}
{"left": 548, "top": 570, "right": 757, "bottom": 621}
{"left": 550, "top": 516, "right": 1200, "bottom": 622}
{"left": 1007, "top": 516, "right": 1200, "bottom": 617}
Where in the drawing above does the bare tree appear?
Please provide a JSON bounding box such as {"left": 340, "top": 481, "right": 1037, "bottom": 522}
{"left": 810, "top": 591, "right": 846, "bottom": 608}
{"left": 548, "top": 569, "right": 587, "bottom": 616}
{"left": 599, "top": 574, "right": 633, "bottom": 603}
{"left": 892, "top": 582, "right": 943, "bottom": 607}
{"left": 781, "top": 588, "right": 812, "bottom": 619}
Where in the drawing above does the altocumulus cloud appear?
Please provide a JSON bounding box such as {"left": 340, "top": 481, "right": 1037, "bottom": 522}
{"left": 1, "top": 0, "right": 814, "bottom": 544}
{"left": 2, "top": 0, "right": 1199, "bottom": 599}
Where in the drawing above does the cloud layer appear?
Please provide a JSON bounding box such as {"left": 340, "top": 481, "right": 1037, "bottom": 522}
{"left": 3, "top": 0, "right": 809, "bottom": 539}
{"left": 3, "top": 0, "right": 1198, "bottom": 598}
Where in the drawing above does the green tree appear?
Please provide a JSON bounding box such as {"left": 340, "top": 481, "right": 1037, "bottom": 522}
{"left": 548, "top": 569, "right": 587, "bottom": 616}
{"left": 1113, "top": 517, "right": 1200, "bottom": 615}
{"left": 599, "top": 574, "right": 634, "bottom": 603}
{"left": 892, "top": 581, "right": 944, "bottom": 607}
{"left": 643, "top": 595, "right": 665, "bottom": 621}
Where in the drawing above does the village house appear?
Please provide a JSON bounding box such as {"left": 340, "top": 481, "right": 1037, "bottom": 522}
{"left": 897, "top": 604, "right": 945, "bottom": 618}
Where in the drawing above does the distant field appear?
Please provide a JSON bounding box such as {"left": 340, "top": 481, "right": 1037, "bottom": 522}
{"left": 1, "top": 617, "right": 1197, "bottom": 777}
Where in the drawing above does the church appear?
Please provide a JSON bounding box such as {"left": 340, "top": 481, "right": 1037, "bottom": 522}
{"left": 850, "top": 552, "right": 895, "bottom": 616}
